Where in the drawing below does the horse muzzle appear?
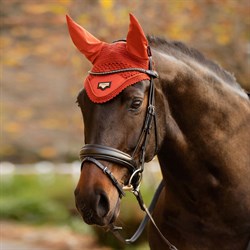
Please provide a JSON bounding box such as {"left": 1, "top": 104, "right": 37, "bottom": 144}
{"left": 75, "top": 184, "right": 120, "bottom": 226}
{"left": 76, "top": 143, "right": 152, "bottom": 226}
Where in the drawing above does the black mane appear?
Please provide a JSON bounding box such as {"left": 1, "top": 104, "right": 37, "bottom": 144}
{"left": 147, "top": 35, "right": 241, "bottom": 88}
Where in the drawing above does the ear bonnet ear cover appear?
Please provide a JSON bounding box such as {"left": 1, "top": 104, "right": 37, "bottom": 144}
{"left": 66, "top": 14, "right": 150, "bottom": 103}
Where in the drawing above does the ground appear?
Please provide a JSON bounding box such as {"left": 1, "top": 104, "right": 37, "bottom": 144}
{"left": 0, "top": 221, "right": 111, "bottom": 250}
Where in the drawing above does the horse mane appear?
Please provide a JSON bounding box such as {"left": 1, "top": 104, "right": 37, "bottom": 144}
{"left": 147, "top": 35, "right": 243, "bottom": 90}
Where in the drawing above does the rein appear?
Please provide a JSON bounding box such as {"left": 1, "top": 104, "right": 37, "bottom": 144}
{"left": 79, "top": 47, "right": 178, "bottom": 250}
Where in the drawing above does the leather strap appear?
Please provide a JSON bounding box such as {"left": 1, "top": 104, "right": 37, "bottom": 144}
{"left": 80, "top": 144, "right": 136, "bottom": 172}
{"left": 81, "top": 157, "right": 125, "bottom": 197}
{"left": 89, "top": 68, "right": 158, "bottom": 78}
{"left": 125, "top": 180, "right": 164, "bottom": 243}
{"left": 108, "top": 180, "right": 178, "bottom": 250}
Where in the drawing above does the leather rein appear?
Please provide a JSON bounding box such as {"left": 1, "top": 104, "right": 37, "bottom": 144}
{"left": 79, "top": 46, "right": 178, "bottom": 250}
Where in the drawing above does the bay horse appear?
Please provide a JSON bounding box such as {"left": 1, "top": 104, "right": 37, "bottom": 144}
{"left": 66, "top": 14, "right": 250, "bottom": 250}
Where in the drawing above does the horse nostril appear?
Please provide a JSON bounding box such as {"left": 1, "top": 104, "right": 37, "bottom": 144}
{"left": 96, "top": 191, "right": 110, "bottom": 218}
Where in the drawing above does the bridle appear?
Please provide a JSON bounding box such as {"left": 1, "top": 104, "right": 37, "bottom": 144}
{"left": 80, "top": 44, "right": 158, "bottom": 195}
{"left": 79, "top": 45, "right": 178, "bottom": 250}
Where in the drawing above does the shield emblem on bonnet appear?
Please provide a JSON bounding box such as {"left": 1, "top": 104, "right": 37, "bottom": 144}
{"left": 98, "top": 82, "right": 112, "bottom": 90}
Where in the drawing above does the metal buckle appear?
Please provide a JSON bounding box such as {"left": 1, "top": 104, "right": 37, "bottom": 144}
{"left": 148, "top": 104, "right": 155, "bottom": 115}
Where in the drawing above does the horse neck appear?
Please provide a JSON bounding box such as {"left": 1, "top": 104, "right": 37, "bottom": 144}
{"left": 153, "top": 48, "right": 250, "bottom": 188}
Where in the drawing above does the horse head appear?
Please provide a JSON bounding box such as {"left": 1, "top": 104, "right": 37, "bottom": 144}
{"left": 67, "top": 14, "right": 164, "bottom": 227}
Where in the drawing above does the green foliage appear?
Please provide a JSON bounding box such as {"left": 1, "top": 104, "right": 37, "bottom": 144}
{"left": 0, "top": 175, "right": 74, "bottom": 224}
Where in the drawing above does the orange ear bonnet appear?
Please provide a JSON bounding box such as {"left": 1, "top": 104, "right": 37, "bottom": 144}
{"left": 66, "top": 14, "right": 150, "bottom": 103}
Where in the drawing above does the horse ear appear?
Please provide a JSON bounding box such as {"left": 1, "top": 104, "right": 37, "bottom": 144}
{"left": 66, "top": 15, "right": 104, "bottom": 64}
{"left": 126, "top": 14, "right": 148, "bottom": 59}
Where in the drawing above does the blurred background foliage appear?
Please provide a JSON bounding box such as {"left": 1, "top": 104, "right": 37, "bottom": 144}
{"left": 0, "top": 1, "right": 249, "bottom": 249}
{"left": 0, "top": 167, "right": 159, "bottom": 249}
{"left": 1, "top": 0, "right": 250, "bottom": 163}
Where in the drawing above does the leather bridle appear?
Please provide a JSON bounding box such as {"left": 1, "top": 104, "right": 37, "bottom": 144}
{"left": 79, "top": 45, "right": 178, "bottom": 250}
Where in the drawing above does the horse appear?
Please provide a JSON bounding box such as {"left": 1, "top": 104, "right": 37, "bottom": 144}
{"left": 66, "top": 14, "right": 250, "bottom": 250}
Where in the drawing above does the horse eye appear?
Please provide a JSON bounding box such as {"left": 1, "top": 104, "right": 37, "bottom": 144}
{"left": 130, "top": 99, "right": 142, "bottom": 110}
